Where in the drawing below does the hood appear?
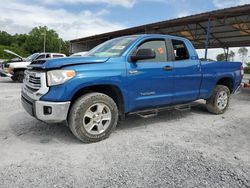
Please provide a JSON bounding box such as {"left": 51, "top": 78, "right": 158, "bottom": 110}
{"left": 9, "top": 61, "right": 31, "bottom": 68}
{"left": 29, "top": 56, "right": 110, "bottom": 69}
{"left": 4, "top": 49, "right": 23, "bottom": 60}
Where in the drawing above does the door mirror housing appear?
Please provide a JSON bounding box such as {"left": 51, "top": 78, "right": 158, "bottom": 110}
{"left": 130, "top": 48, "right": 156, "bottom": 62}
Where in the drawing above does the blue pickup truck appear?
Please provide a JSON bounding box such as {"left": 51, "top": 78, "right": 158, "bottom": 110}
{"left": 21, "top": 34, "right": 243, "bottom": 142}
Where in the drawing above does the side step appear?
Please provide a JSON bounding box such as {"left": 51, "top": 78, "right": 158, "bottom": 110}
{"left": 129, "top": 103, "right": 193, "bottom": 118}
{"left": 174, "top": 104, "right": 191, "bottom": 111}
{"left": 137, "top": 110, "right": 158, "bottom": 118}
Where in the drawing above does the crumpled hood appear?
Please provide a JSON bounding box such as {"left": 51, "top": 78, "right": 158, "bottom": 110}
{"left": 29, "top": 56, "right": 110, "bottom": 69}
{"left": 4, "top": 49, "right": 23, "bottom": 60}
{"left": 9, "top": 61, "right": 31, "bottom": 68}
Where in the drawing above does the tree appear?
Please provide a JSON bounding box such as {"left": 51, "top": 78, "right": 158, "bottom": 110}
{"left": 244, "top": 62, "right": 250, "bottom": 74}
{"left": 228, "top": 50, "right": 235, "bottom": 61}
{"left": 0, "top": 26, "right": 69, "bottom": 59}
{"left": 60, "top": 40, "right": 70, "bottom": 56}
{"left": 238, "top": 47, "right": 248, "bottom": 64}
{"left": 0, "top": 31, "right": 13, "bottom": 46}
{"left": 216, "top": 53, "right": 226, "bottom": 61}
{"left": 0, "top": 44, "right": 28, "bottom": 59}
{"left": 12, "top": 33, "right": 28, "bottom": 48}
{"left": 24, "top": 26, "right": 61, "bottom": 53}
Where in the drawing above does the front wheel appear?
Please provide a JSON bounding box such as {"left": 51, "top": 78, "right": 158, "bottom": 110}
{"left": 13, "top": 70, "right": 24, "bottom": 83}
{"left": 68, "top": 92, "right": 119, "bottom": 143}
{"left": 206, "top": 85, "right": 230, "bottom": 114}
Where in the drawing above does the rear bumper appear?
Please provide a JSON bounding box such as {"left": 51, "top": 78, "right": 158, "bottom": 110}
{"left": 21, "top": 93, "right": 70, "bottom": 123}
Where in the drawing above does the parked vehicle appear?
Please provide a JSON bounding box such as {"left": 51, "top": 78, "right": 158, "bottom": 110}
{"left": 21, "top": 34, "right": 243, "bottom": 143}
{"left": 1, "top": 50, "right": 66, "bottom": 82}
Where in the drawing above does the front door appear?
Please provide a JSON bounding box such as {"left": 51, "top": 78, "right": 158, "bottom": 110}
{"left": 126, "top": 38, "right": 174, "bottom": 111}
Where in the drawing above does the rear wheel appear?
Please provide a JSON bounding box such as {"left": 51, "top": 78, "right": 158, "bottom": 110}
{"left": 206, "top": 85, "right": 230, "bottom": 114}
{"left": 13, "top": 70, "right": 24, "bottom": 83}
{"left": 68, "top": 92, "right": 118, "bottom": 143}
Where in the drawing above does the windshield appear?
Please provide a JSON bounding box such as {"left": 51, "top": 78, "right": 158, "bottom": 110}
{"left": 87, "top": 36, "right": 138, "bottom": 57}
{"left": 25, "top": 53, "right": 39, "bottom": 61}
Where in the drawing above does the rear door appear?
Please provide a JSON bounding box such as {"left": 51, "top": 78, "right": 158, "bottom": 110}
{"left": 126, "top": 38, "right": 174, "bottom": 111}
{"left": 169, "top": 39, "right": 202, "bottom": 104}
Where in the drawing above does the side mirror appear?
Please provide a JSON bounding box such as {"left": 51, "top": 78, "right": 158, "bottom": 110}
{"left": 130, "top": 48, "right": 156, "bottom": 62}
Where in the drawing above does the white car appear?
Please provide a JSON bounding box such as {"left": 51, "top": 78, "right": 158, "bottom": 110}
{"left": 1, "top": 50, "right": 66, "bottom": 82}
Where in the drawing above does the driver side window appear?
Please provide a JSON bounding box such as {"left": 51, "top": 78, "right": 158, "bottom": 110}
{"left": 137, "top": 40, "right": 167, "bottom": 62}
{"left": 36, "top": 54, "right": 46, "bottom": 60}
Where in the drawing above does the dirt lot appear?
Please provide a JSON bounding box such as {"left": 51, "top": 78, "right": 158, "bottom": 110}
{"left": 0, "top": 77, "right": 250, "bottom": 188}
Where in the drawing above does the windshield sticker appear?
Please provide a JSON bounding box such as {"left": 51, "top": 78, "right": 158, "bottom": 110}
{"left": 157, "top": 47, "right": 164, "bottom": 54}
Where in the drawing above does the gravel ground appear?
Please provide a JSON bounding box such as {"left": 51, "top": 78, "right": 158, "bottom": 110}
{"left": 0, "top": 77, "right": 250, "bottom": 188}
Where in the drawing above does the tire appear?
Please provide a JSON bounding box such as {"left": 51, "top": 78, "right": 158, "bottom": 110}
{"left": 11, "top": 76, "right": 16, "bottom": 82}
{"left": 14, "top": 71, "right": 24, "bottom": 83}
{"left": 68, "top": 92, "right": 119, "bottom": 143}
{"left": 206, "top": 85, "right": 230, "bottom": 114}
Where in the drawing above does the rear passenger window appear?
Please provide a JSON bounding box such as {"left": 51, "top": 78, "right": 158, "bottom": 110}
{"left": 172, "top": 40, "right": 189, "bottom": 61}
{"left": 137, "top": 40, "right": 167, "bottom": 62}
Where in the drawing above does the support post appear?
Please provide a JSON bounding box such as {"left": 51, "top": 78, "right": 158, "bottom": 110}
{"left": 204, "top": 17, "right": 211, "bottom": 60}
{"left": 224, "top": 47, "right": 229, "bottom": 61}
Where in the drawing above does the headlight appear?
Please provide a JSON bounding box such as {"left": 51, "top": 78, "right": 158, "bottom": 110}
{"left": 8, "top": 67, "right": 14, "bottom": 74}
{"left": 47, "top": 70, "right": 76, "bottom": 86}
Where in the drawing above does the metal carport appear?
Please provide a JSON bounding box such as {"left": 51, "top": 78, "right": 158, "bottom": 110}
{"left": 69, "top": 4, "right": 250, "bottom": 60}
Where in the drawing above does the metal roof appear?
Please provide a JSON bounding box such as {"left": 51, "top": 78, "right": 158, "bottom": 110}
{"left": 70, "top": 4, "right": 250, "bottom": 52}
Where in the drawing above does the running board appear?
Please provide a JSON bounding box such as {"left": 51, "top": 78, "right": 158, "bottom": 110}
{"left": 129, "top": 103, "right": 193, "bottom": 118}
{"left": 174, "top": 104, "right": 191, "bottom": 111}
{"left": 137, "top": 110, "right": 158, "bottom": 118}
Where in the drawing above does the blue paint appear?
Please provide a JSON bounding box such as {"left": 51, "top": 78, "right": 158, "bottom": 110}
{"left": 32, "top": 34, "right": 242, "bottom": 113}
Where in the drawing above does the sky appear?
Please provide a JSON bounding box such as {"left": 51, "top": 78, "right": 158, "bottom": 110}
{"left": 0, "top": 0, "right": 250, "bottom": 62}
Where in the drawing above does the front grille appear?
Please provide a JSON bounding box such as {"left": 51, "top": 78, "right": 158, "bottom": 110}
{"left": 22, "top": 70, "right": 49, "bottom": 101}
{"left": 24, "top": 71, "right": 42, "bottom": 92}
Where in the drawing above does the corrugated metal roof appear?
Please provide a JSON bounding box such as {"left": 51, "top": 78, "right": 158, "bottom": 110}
{"left": 70, "top": 4, "right": 250, "bottom": 51}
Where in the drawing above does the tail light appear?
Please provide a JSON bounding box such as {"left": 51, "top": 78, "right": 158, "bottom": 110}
{"left": 240, "top": 65, "right": 244, "bottom": 79}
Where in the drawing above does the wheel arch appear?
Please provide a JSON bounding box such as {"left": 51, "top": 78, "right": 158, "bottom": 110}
{"left": 216, "top": 77, "right": 234, "bottom": 93}
{"left": 70, "top": 84, "right": 125, "bottom": 120}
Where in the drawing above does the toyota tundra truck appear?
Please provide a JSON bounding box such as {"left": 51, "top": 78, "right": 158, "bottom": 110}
{"left": 21, "top": 34, "right": 243, "bottom": 143}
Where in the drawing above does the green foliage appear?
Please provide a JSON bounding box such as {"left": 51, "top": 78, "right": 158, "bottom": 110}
{"left": 0, "top": 26, "right": 69, "bottom": 59}
{"left": 0, "top": 31, "right": 13, "bottom": 46}
{"left": 24, "top": 26, "right": 58, "bottom": 53}
{"left": 216, "top": 53, "right": 226, "bottom": 61}
{"left": 244, "top": 63, "right": 250, "bottom": 74}
{"left": 238, "top": 47, "right": 248, "bottom": 64}
{"left": 216, "top": 50, "right": 236, "bottom": 62}
{"left": 61, "top": 40, "right": 70, "bottom": 56}
{"left": 229, "top": 50, "right": 235, "bottom": 61}
{"left": 0, "top": 44, "right": 28, "bottom": 59}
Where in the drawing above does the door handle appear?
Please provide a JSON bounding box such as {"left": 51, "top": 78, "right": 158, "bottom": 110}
{"left": 163, "top": 66, "right": 173, "bottom": 71}
{"left": 128, "top": 70, "right": 138, "bottom": 75}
